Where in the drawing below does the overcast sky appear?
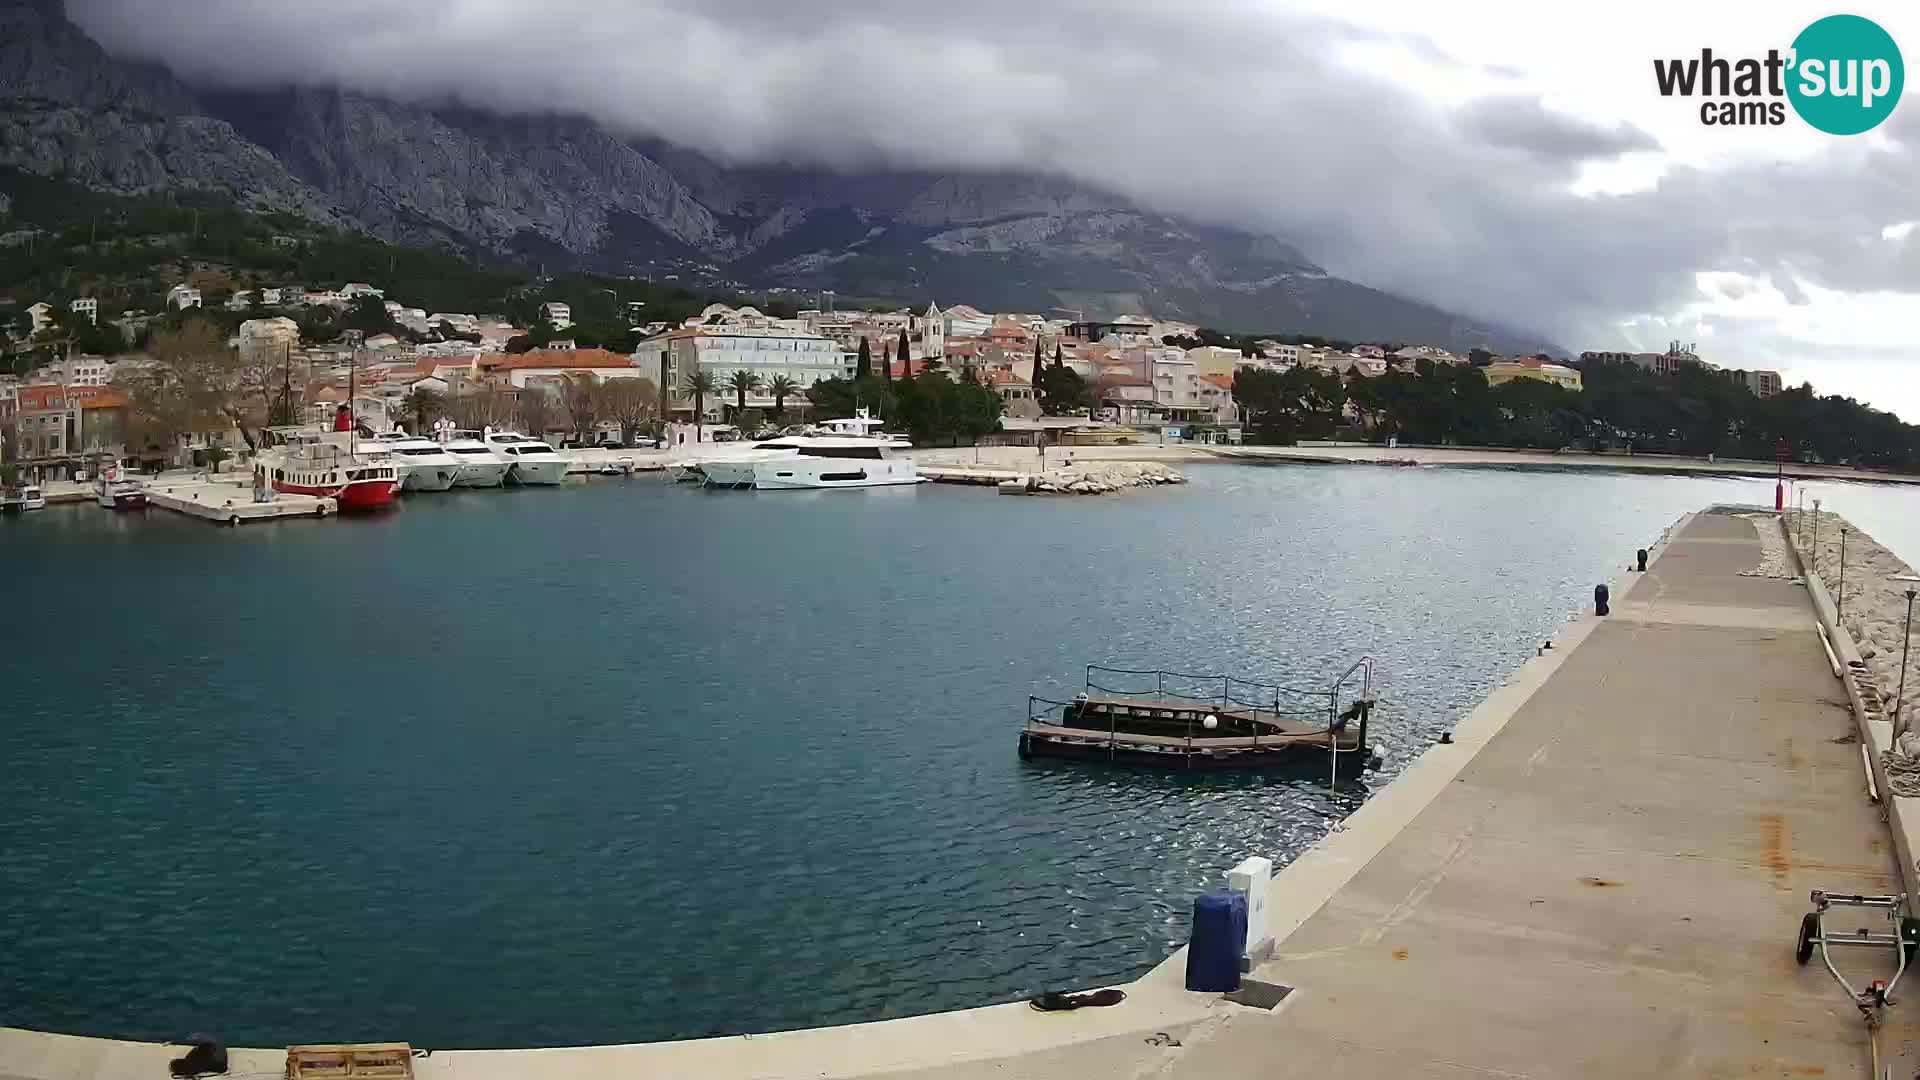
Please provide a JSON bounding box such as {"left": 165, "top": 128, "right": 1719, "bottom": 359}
{"left": 67, "top": 0, "right": 1920, "bottom": 420}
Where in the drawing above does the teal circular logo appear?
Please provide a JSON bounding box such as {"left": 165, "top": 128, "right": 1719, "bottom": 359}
{"left": 1788, "top": 15, "right": 1904, "bottom": 135}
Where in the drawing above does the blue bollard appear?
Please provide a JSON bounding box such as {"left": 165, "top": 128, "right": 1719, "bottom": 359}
{"left": 1185, "top": 890, "right": 1247, "bottom": 992}
{"left": 1594, "top": 583, "right": 1610, "bottom": 616}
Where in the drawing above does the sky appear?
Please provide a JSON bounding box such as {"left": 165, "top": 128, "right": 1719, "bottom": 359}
{"left": 65, "top": 0, "right": 1920, "bottom": 421}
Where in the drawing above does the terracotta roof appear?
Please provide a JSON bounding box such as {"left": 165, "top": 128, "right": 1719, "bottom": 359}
{"left": 1201, "top": 373, "right": 1235, "bottom": 389}
{"left": 983, "top": 368, "right": 1030, "bottom": 386}
{"left": 70, "top": 385, "right": 129, "bottom": 409}
{"left": 1096, "top": 374, "right": 1151, "bottom": 387}
{"left": 486, "top": 348, "right": 636, "bottom": 371}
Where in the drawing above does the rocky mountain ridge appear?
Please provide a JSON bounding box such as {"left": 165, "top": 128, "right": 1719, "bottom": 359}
{"left": 0, "top": 0, "right": 1553, "bottom": 351}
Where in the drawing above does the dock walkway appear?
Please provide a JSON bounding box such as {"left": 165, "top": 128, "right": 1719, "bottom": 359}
{"left": 1153, "top": 508, "right": 1917, "bottom": 1077}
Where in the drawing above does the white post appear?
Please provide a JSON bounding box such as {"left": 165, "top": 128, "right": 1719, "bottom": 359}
{"left": 1228, "top": 856, "right": 1274, "bottom": 970}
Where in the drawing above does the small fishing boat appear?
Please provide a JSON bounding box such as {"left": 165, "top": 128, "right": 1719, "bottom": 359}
{"left": 1020, "top": 662, "right": 1379, "bottom": 772}
{"left": 19, "top": 484, "right": 46, "bottom": 511}
{"left": 94, "top": 469, "right": 148, "bottom": 511}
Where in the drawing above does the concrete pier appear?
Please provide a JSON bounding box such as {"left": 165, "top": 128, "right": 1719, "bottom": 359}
{"left": 3, "top": 507, "right": 1910, "bottom": 1079}
{"left": 145, "top": 478, "right": 334, "bottom": 524}
{"left": 1147, "top": 507, "right": 1917, "bottom": 1077}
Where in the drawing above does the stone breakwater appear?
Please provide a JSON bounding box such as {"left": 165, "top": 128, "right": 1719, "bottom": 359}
{"left": 1002, "top": 461, "right": 1187, "bottom": 495}
{"left": 1793, "top": 509, "right": 1920, "bottom": 726}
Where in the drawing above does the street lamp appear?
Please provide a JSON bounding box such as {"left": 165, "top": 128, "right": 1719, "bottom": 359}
{"left": 1896, "top": 577, "right": 1920, "bottom": 739}
{"left": 1838, "top": 528, "right": 1849, "bottom": 616}
{"left": 1811, "top": 499, "right": 1822, "bottom": 574}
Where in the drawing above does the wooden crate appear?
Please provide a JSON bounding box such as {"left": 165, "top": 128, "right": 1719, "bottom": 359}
{"left": 285, "top": 1043, "right": 414, "bottom": 1079}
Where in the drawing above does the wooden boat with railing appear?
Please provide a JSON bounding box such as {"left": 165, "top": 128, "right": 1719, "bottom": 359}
{"left": 1020, "top": 661, "right": 1378, "bottom": 772}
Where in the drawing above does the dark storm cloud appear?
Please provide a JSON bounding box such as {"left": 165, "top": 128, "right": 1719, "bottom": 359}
{"left": 1455, "top": 95, "right": 1660, "bottom": 161}
{"left": 62, "top": 0, "right": 1920, "bottom": 375}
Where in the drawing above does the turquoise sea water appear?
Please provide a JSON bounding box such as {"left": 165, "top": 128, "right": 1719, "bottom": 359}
{"left": 4, "top": 464, "right": 1915, "bottom": 1048}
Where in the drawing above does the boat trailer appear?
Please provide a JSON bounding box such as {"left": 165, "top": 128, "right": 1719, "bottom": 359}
{"left": 1796, "top": 889, "right": 1920, "bottom": 1077}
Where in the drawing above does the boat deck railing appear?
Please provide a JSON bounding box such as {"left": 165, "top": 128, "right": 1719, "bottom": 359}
{"left": 1024, "top": 659, "right": 1375, "bottom": 779}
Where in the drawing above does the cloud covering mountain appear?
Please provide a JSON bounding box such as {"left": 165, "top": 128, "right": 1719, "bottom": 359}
{"left": 31, "top": 0, "right": 1920, "bottom": 412}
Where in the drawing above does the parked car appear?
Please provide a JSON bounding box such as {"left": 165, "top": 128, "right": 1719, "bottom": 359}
{"left": 597, "top": 439, "right": 626, "bottom": 450}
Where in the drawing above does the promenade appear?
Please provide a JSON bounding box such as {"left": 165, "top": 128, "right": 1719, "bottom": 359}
{"left": 1, "top": 509, "right": 1909, "bottom": 1079}
{"left": 1152, "top": 508, "right": 1917, "bottom": 1077}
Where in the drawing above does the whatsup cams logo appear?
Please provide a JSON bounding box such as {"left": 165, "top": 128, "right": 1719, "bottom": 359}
{"left": 1653, "top": 14, "right": 1903, "bottom": 133}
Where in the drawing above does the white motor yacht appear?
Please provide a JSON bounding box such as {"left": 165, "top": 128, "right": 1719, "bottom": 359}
{"left": 701, "top": 436, "right": 920, "bottom": 490}
{"left": 666, "top": 435, "right": 794, "bottom": 484}
{"left": 484, "top": 431, "right": 570, "bottom": 486}
{"left": 444, "top": 430, "right": 512, "bottom": 488}
{"left": 362, "top": 433, "right": 462, "bottom": 492}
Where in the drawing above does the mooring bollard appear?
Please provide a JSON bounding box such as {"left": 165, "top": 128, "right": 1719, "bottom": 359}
{"left": 1594, "top": 584, "right": 1610, "bottom": 616}
{"left": 1185, "top": 890, "right": 1247, "bottom": 993}
{"left": 1636, "top": 548, "right": 1648, "bottom": 572}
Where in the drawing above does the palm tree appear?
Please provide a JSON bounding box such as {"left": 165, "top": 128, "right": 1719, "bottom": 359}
{"left": 726, "top": 369, "right": 763, "bottom": 422}
{"left": 767, "top": 375, "right": 797, "bottom": 420}
{"left": 680, "top": 369, "right": 718, "bottom": 442}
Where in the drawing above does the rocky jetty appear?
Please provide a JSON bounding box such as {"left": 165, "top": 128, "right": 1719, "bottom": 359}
{"left": 998, "top": 461, "right": 1186, "bottom": 495}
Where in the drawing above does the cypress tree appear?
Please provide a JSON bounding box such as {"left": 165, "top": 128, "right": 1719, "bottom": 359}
{"left": 881, "top": 340, "right": 893, "bottom": 386}
{"left": 897, "top": 327, "right": 911, "bottom": 377}
{"left": 855, "top": 336, "right": 871, "bottom": 380}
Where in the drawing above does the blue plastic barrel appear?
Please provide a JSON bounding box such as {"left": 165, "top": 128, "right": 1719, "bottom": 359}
{"left": 1185, "top": 890, "right": 1247, "bottom": 992}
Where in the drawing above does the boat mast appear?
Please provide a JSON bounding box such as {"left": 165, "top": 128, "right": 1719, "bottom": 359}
{"left": 348, "top": 331, "right": 359, "bottom": 457}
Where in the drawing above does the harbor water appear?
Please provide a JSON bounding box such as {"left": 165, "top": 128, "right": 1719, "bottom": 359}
{"left": 4, "top": 465, "right": 1918, "bottom": 1048}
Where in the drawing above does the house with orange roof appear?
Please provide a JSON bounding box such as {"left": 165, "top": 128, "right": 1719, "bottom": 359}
{"left": 479, "top": 348, "right": 641, "bottom": 389}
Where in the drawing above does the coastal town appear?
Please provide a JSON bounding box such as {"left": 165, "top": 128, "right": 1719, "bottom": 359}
{"left": 1, "top": 273, "right": 1800, "bottom": 496}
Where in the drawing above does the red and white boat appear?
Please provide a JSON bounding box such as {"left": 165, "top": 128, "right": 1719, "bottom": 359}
{"left": 263, "top": 430, "right": 398, "bottom": 512}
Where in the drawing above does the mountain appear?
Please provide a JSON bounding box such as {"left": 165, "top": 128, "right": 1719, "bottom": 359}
{"left": 0, "top": 0, "right": 1554, "bottom": 353}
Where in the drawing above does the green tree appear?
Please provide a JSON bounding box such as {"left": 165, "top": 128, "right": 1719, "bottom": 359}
{"left": 402, "top": 386, "right": 443, "bottom": 434}
{"left": 890, "top": 370, "right": 1002, "bottom": 446}
{"left": 855, "top": 337, "right": 872, "bottom": 380}
{"left": 1233, "top": 365, "right": 1347, "bottom": 444}
{"left": 766, "top": 374, "right": 797, "bottom": 420}
{"left": 680, "top": 369, "right": 719, "bottom": 442}
{"left": 1036, "top": 365, "right": 1091, "bottom": 416}
{"left": 725, "top": 369, "right": 763, "bottom": 421}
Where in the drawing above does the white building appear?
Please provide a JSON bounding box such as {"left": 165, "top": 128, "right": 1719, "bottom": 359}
{"left": 1185, "top": 346, "right": 1246, "bottom": 377}
{"left": 238, "top": 317, "right": 301, "bottom": 366}
{"left": 167, "top": 285, "right": 203, "bottom": 310}
{"left": 1392, "top": 345, "right": 1464, "bottom": 366}
{"left": 943, "top": 304, "right": 994, "bottom": 339}
{"left": 69, "top": 297, "right": 98, "bottom": 325}
{"left": 919, "top": 302, "right": 946, "bottom": 361}
{"left": 654, "top": 324, "right": 846, "bottom": 419}
{"left": 540, "top": 302, "right": 573, "bottom": 329}
{"left": 340, "top": 283, "right": 384, "bottom": 299}
{"left": 260, "top": 288, "right": 284, "bottom": 306}
{"left": 26, "top": 301, "right": 53, "bottom": 334}
{"left": 52, "top": 354, "right": 111, "bottom": 386}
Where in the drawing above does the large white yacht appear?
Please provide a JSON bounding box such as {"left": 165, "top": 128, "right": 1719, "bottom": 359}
{"left": 669, "top": 412, "right": 908, "bottom": 484}
{"left": 701, "top": 412, "right": 919, "bottom": 491}
{"left": 483, "top": 431, "right": 570, "bottom": 486}
{"left": 363, "top": 433, "right": 462, "bottom": 492}
{"left": 444, "top": 430, "right": 512, "bottom": 488}
{"left": 666, "top": 433, "right": 792, "bottom": 484}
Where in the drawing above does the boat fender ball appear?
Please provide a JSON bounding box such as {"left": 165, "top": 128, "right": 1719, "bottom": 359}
{"left": 1594, "top": 584, "right": 1610, "bottom": 617}
{"left": 1202, "top": 714, "right": 1219, "bottom": 730}
{"left": 1636, "top": 548, "right": 1648, "bottom": 572}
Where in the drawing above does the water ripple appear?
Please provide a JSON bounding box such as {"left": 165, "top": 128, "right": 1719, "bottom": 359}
{"left": 0, "top": 466, "right": 1861, "bottom": 1047}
